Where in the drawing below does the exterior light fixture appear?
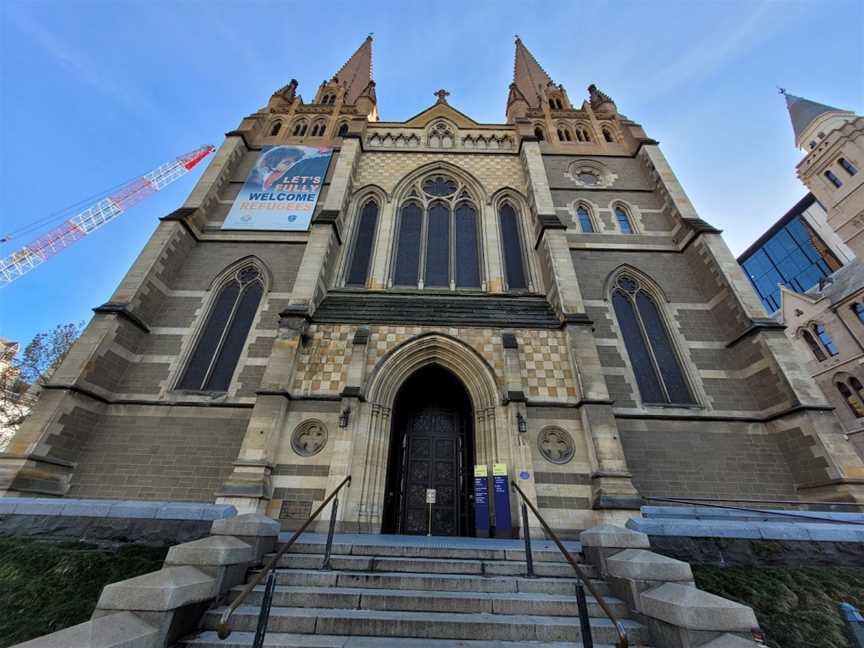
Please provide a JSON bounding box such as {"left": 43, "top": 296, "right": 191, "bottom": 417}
{"left": 517, "top": 412, "right": 527, "bottom": 434}
{"left": 339, "top": 408, "right": 351, "bottom": 428}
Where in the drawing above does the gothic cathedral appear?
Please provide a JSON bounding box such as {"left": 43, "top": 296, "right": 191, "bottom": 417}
{"left": 3, "top": 37, "right": 863, "bottom": 537}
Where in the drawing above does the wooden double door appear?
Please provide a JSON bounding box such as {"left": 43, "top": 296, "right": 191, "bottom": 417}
{"left": 383, "top": 365, "right": 474, "bottom": 537}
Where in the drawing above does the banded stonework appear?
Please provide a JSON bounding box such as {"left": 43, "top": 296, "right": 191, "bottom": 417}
{"left": 2, "top": 37, "right": 863, "bottom": 537}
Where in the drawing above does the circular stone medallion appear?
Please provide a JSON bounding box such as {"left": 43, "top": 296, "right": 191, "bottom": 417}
{"left": 291, "top": 420, "right": 328, "bottom": 457}
{"left": 537, "top": 427, "right": 575, "bottom": 464}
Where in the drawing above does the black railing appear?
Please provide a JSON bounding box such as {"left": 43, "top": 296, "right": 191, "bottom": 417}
{"left": 217, "top": 475, "right": 352, "bottom": 641}
{"left": 511, "top": 480, "right": 628, "bottom": 648}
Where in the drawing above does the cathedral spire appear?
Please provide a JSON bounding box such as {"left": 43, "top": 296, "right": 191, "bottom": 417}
{"left": 512, "top": 37, "right": 555, "bottom": 109}
{"left": 331, "top": 35, "right": 374, "bottom": 105}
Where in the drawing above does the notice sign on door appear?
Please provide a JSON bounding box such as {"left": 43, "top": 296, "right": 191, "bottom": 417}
{"left": 426, "top": 489, "right": 437, "bottom": 504}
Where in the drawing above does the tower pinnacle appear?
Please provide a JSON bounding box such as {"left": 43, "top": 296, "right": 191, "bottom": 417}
{"left": 782, "top": 91, "right": 854, "bottom": 149}
{"left": 331, "top": 35, "right": 374, "bottom": 105}
{"left": 512, "top": 37, "right": 555, "bottom": 109}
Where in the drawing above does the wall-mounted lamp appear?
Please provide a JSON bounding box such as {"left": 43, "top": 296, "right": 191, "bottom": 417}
{"left": 339, "top": 407, "right": 351, "bottom": 428}
{"left": 516, "top": 412, "right": 527, "bottom": 434}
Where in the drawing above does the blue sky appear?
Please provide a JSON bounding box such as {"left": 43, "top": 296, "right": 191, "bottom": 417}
{"left": 1, "top": 0, "right": 862, "bottom": 349}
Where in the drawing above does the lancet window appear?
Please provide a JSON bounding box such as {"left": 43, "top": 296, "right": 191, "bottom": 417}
{"left": 800, "top": 322, "right": 838, "bottom": 361}
{"left": 177, "top": 265, "right": 264, "bottom": 392}
{"left": 611, "top": 274, "right": 695, "bottom": 405}
{"left": 345, "top": 200, "right": 379, "bottom": 287}
{"left": 498, "top": 202, "right": 528, "bottom": 291}
{"left": 392, "top": 174, "right": 481, "bottom": 290}
{"left": 615, "top": 205, "right": 635, "bottom": 234}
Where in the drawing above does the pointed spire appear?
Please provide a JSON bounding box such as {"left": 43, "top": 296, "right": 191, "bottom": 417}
{"left": 781, "top": 90, "right": 853, "bottom": 143}
{"left": 512, "top": 37, "right": 555, "bottom": 109}
{"left": 332, "top": 35, "right": 373, "bottom": 105}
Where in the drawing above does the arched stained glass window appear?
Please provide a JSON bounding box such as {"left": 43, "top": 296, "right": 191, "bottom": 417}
{"left": 499, "top": 203, "right": 527, "bottom": 290}
{"left": 425, "top": 203, "right": 450, "bottom": 287}
{"left": 393, "top": 203, "right": 422, "bottom": 286}
{"left": 615, "top": 206, "right": 634, "bottom": 234}
{"left": 576, "top": 206, "right": 594, "bottom": 233}
{"left": 837, "top": 381, "right": 864, "bottom": 418}
{"left": 455, "top": 203, "right": 481, "bottom": 288}
{"left": 801, "top": 329, "right": 826, "bottom": 361}
{"left": 178, "top": 266, "right": 264, "bottom": 392}
{"left": 346, "top": 200, "right": 379, "bottom": 286}
{"left": 815, "top": 323, "right": 838, "bottom": 356}
{"left": 612, "top": 274, "right": 694, "bottom": 405}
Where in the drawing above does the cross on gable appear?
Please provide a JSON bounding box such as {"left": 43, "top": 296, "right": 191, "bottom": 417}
{"left": 434, "top": 89, "right": 450, "bottom": 104}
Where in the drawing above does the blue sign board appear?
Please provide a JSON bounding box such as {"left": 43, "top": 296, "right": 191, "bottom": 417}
{"left": 473, "top": 465, "right": 490, "bottom": 537}
{"left": 492, "top": 463, "right": 512, "bottom": 537}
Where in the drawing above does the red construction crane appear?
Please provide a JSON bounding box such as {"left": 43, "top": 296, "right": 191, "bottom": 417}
{"left": 0, "top": 144, "right": 215, "bottom": 287}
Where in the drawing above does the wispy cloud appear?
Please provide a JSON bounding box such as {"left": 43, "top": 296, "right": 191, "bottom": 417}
{"left": 9, "top": 9, "right": 161, "bottom": 121}
{"left": 630, "top": 2, "right": 794, "bottom": 101}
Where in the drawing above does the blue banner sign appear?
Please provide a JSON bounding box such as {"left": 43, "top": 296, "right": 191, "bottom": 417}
{"left": 223, "top": 145, "right": 333, "bottom": 231}
{"left": 492, "top": 463, "right": 512, "bottom": 537}
{"left": 473, "top": 465, "right": 490, "bottom": 538}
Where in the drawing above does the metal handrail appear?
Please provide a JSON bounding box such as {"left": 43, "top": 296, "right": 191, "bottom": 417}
{"left": 216, "top": 475, "right": 351, "bottom": 640}
{"left": 644, "top": 496, "right": 864, "bottom": 526}
{"left": 511, "top": 480, "right": 628, "bottom": 648}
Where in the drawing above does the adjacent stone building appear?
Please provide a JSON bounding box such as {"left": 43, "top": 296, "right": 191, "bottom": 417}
{"left": 785, "top": 91, "right": 864, "bottom": 258}
{"left": 2, "top": 38, "right": 863, "bottom": 536}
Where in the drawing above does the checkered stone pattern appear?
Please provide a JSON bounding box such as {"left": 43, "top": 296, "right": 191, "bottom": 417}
{"left": 364, "top": 326, "right": 505, "bottom": 381}
{"left": 516, "top": 330, "right": 578, "bottom": 402}
{"left": 291, "top": 324, "right": 353, "bottom": 396}
{"left": 355, "top": 152, "right": 526, "bottom": 196}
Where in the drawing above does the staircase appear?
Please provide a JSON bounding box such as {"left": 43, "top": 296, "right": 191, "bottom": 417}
{"left": 181, "top": 533, "right": 652, "bottom": 647}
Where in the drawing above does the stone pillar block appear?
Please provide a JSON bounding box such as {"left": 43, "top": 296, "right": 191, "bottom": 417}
{"left": 579, "top": 524, "right": 650, "bottom": 576}
{"left": 164, "top": 535, "right": 254, "bottom": 596}
{"left": 606, "top": 548, "right": 694, "bottom": 613}
{"left": 11, "top": 611, "right": 158, "bottom": 648}
{"left": 640, "top": 582, "right": 759, "bottom": 648}
{"left": 211, "top": 512, "right": 280, "bottom": 559}
{"left": 93, "top": 566, "right": 217, "bottom": 647}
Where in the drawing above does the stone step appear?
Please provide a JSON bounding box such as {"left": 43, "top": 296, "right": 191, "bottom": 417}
{"left": 270, "top": 553, "right": 590, "bottom": 578}
{"left": 282, "top": 540, "right": 576, "bottom": 563}
{"left": 182, "top": 630, "right": 628, "bottom": 647}
{"left": 236, "top": 585, "right": 630, "bottom": 618}
{"left": 203, "top": 606, "right": 650, "bottom": 644}
{"left": 272, "top": 569, "right": 612, "bottom": 597}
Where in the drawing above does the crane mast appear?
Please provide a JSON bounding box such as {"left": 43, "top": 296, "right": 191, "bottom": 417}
{"left": 0, "top": 145, "right": 215, "bottom": 287}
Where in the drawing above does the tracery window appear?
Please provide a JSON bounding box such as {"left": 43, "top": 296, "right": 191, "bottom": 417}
{"left": 392, "top": 174, "right": 481, "bottom": 290}
{"left": 310, "top": 122, "right": 326, "bottom": 137}
{"left": 839, "top": 158, "right": 858, "bottom": 176}
{"left": 800, "top": 322, "right": 838, "bottom": 361}
{"left": 836, "top": 376, "right": 864, "bottom": 418}
{"left": 499, "top": 202, "right": 528, "bottom": 290}
{"left": 612, "top": 274, "right": 695, "bottom": 405}
{"left": 292, "top": 120, "right": 307, "bottom": 137}
{"left": 558, "top": 127, "right": 573, "bottom": 142}
{"left": 575, "top": 127, "right": 591, "bottom": 142}
{"left": 576, "top": 206, "right": 595, "bottom": 233}
{"left": 269, "top": 122, "right": 282, "bottom": 137}
{"left": 345, "top": 200, "right": 379, "bottom": 286}
{"left": 825, "top": 170, "right": 843, "bottom": 188}
{"left": 615, "top": 205, "right": 634, "bottom": 233}
{"left": 177, "top": 265, "right": 264, "bottom": 392}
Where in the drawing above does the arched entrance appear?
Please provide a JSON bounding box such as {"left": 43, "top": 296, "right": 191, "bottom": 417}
{"left": 382, "top": 365, "right": 475, "bottom": 536}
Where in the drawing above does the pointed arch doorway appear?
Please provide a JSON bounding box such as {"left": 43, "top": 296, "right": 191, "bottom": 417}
{"left": 381, "top": 364, "right": 476, "bottom": 536}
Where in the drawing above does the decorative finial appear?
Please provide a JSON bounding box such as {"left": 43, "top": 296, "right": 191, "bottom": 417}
{"left": 778, "top": 87, "right": 787, "bottom": 95}
{"left": 368, "top": 32, "right": 374, "bottom": 40}
{"left": 515, "top": 34, "right": 520, "bottom": 41}
{"left": 434, "top": 88, "right": 450, "bottom": 104}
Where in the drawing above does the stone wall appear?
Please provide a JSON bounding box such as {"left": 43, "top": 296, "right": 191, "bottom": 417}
{"left": 68, "top": 405, "right": 249, "bottom": 502}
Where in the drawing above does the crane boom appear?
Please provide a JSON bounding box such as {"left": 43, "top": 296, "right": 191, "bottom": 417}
{"left": 0, "top": 144, "right": 215, "bottom": 287}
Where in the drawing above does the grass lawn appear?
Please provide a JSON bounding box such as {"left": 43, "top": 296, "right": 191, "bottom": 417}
{"left": 0, "top": 537, "right": 167, "bottom": 648}
{"left": 694, "top": 565, "right": 864, "bottom": 648}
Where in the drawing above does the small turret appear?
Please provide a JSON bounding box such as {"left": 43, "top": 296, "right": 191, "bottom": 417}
{"left": 588, "top": 84, "right": 617, "bottom": 115}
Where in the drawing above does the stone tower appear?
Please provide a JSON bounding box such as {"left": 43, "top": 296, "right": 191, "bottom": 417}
{"left": 2, "top": 39, "right": 863, "bottom": 536}
{"left": 784, "top": 91, "right": 864, "bottom": 258}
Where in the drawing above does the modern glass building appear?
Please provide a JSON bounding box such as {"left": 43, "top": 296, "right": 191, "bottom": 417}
{"left": 739, "top": 194, "right": 844, "bottom": 313}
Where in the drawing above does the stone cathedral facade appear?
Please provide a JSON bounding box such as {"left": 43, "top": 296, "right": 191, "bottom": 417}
{"left": 3, "top": 38, "right": 863, "bottom": 537}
